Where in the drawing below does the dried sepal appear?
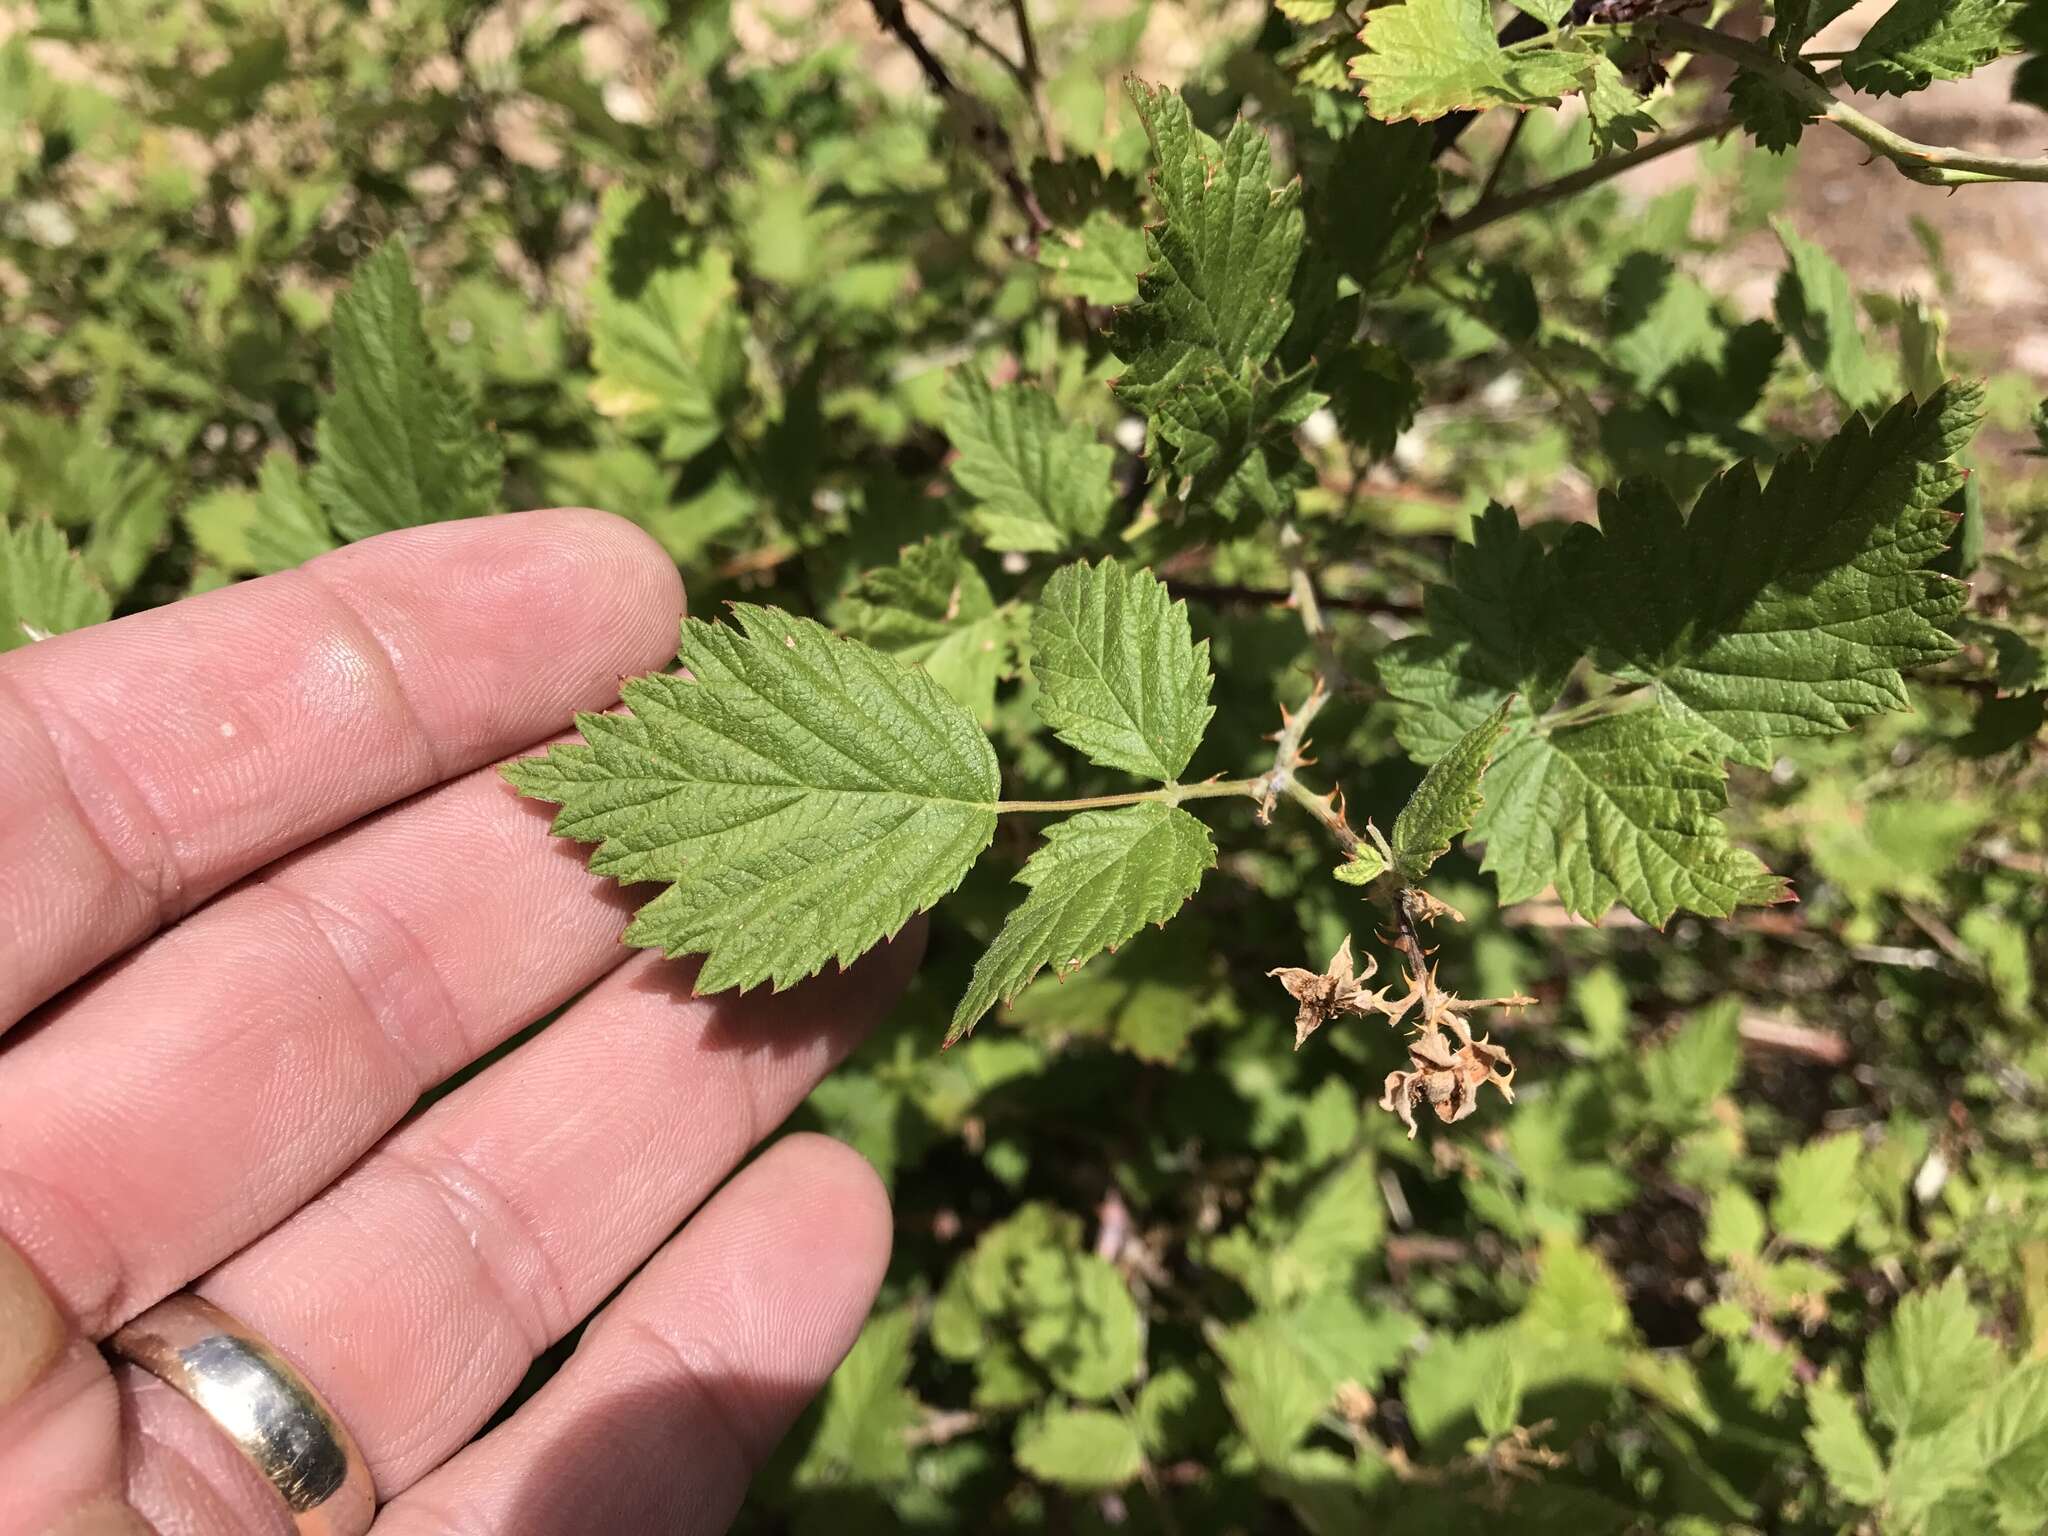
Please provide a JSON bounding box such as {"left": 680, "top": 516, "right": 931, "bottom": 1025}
{"left": 1379, "top": 1025, "right": 1517, "bottom": 1138}
{"left": 1267, "top": 935, "right": 1389, "bottom": 1048}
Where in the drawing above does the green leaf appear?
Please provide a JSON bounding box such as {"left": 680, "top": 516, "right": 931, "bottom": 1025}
{"left": 79, "top": 457, "right": 171, "bottom": 599}
{"left": 1265, "top": 1152, "right": 1387, "bottom": 1302}
{"left": 1314, "top": 120, "right": 1439, "bottom": 296}
{"left": 798, "top": 1307, "right": 920, "bottom": 1486}
{"left": 182, "top": 453, "right": 337, "bottom": 577}
{"left": 1390, "top": 695, "right": 1515, "bottom": 883}
{"left": 941, "top": 372, "right": 1115, "bottom": 554}
{"left": 833, "top": 536, "right": 1017, "bottom": 724}
{"left": 1476, "top": 708, "right": 1786, "bottom": 925}
{"left": 311, "top": 241, "right": 504, "bottom": 542}
{"left": 1639, "top": 997, "right": 1742, "bottom": 1128}
{"left": 1377, "top": 503, "right": 1579, "bottom": 763}
{"left": 504, "top": 606, "right": 999, "bottom": 993}
{"left": 1017, "top": 1252, "right": 1144, "bottom": 1399}
{"left": 1866, "top": 1274, "right": 2005, "bottom": 1438}
{"left": 1806, "top": 1378, "right": 1888, "bottom": 1505}
{"left": 1843, "top": 0, "right": 2016, "bottom": 96}
{"left": 0, "top": 517, "right": 110, "bottom": 651}
{"left": 1774, "top": 222, "right": 1894, "bottom": 411}
{"left": 948, "top": 803, "right": 1215, "bottom": 1044}
{"left": 1582, "top": 52, "right": 1658, "bottom": 156}
{"left": 1030, "top": 558, "right": 1215, "bottom": 781}
{"left": 1563, "top": 384, "right": 1977, "bottom": 768}
{"left": 1334, "top": 846, "right": 1387, "bottom": 885}
{"left": 1349, "top": 0, "right": 1593, "bottom": 122}
{"left": 1213, "top": 1314, "right": 1329, "bottom": 1466}
{"left": 1320, "top": 340, "right": 1423, "bottom": 463}
{"left": 587, "top": 247, "right": 747, "bottom": 461}
{"left": 1704, "top": 1184, "right": 1767, "bottom": 1263}
{"left": 1036, "top": 208, "right": 1146, "bottom": 305}
{"left": 1111, "top": 81, "right": 1316, "bottom": 519}
{"left": 1014, "top": 1406, "right": 1144, "bottom": 1490}
{"left": 1770, "top": 1132, "right": 1864, "bottom": 1250}
{"left": 1728, "top": 68, "right": 1814, "bottom": 151}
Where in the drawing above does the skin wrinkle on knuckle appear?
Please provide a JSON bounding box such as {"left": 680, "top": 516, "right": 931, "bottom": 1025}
{"left": 288, "top": 563, "right": 454, "bottom": 785}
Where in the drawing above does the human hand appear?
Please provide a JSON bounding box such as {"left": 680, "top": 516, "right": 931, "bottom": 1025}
{"left": 0, "top": 511, "right": 916, "bottom": 1536}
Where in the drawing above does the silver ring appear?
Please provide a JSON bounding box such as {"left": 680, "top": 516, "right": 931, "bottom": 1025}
{"left": 109, "top": 1294, "right": 375, "bottom": 1536}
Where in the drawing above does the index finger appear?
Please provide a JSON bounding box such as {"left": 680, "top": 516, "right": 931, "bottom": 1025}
{"left": 0, "top": 508, "right": 682, "bottom": 1026}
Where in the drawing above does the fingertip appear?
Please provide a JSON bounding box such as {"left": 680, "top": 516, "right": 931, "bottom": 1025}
{"left": 760, "top": 1133, "right": 895, "bottom": 1295}
{"left": 496, "top": 507, "right": 685, "bottom": 675}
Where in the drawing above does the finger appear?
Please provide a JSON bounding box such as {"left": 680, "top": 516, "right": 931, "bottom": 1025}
{"left": 178, "top": 931, "right": 917, "bottom": 1497}
{"left": 0, "top": 1235, "right": 144, "bottom": 1536}
{"left": 376, "top": 1135, "right": 892, "bottom": 1536}
{"left": 0, "top": 508, "right": 682, "bottom": 1025}
{"left": 0, "top": 755, "right": 646, "bottom": 1338}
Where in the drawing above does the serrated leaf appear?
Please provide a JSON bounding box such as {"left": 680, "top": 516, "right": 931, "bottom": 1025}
{"left": 1844, "top": 0, "right": 2016, "bottom": 96}
{"left": 1728, "top": 67, "right": 1813, "bottom": 151}
{"left": 311, "top": 241, "right": 504, "bottom": 542}
{"left": 1391, "top": 695, "right": 1515, "bottom": 883}
{"left": 1018, "top": 1252, "right": 1145, "bottom": 1400}
{"left": 1582, "top": 52, "right": 1657, "bottom": 155}
{"left": 1770, "top": 1132, "right": 1864, "bottom": 1250}
{"left": 1036, "top": 207, "right": 1146, "bottom": 304}
{"left": 1213, "top": 1314, "right": 1328, "bottom": 1465}
{"left": 1867, "top": 1274, "right": 2005, "bottom": 1438}
{"left": 1639, "top": 997, "right": 1742, "bottom": 1128}
{"left": 1314, "top": 120, "right": 1439, "bottom": 296}
{"left": 1112, "top": 80, "right": 1314, "bottom": 518}
{"left": 1114, "top": 81, "right": 1302, "bottom": 384}
{"left": 1774, "top": 223, "right": 1894, "bottom": 411}
{"left": 1321, "top": 339, "right": 1422, "bottom": 462}
{"left": 182, "top": 453, "right": 337, "bottom": 577}
{"left": 1014, "top": 1407, "right": 1143, "bottom": 1490}
{"left": 1349, "top": 0, "right": 1592, "bottom": 122}
{"left": 587, "top": 247, "right": 747, "bottom": 461}
{"left": 1563, "top": 384, "right": 1977, "bottom": 768}
{"left": 833, "top": 535, "right": 1017, "bottom": 724}
{"left": 1806, "top": 1378, "right": 1888, "bottom": 1505}
{"left": 798, "top": 1307, "right": 920, "bottom": 1486}
{"left": 1477, "top": 708, "right": 1786, "bottom": 925}
{"left": 942, "top": 372, "right": 1115, "bottom": 554}
{"left": 0, "top": 517, "right": 110, "bottom": 651}
{"left": 949, "top": 803, "right": 1213, "bottom": 1043}
{"left": 1030, "top": 558, "right": 1214, "bottom": 781}
{"left": 1704, "top": 1184, "right": 1767, "bottom": 1262}
{"left": 504, "top": 606, "right": 999, "bottom": 993}
{"left": 1377, "top": 503, "right": 1579, "bottom": 762}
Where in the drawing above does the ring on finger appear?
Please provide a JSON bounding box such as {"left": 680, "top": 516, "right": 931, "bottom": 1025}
{"left": 108, "top": 1294, "right": 375, "bottom": 1536}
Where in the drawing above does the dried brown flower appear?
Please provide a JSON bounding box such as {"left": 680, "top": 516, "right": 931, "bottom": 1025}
{"left": 1379, "top": 1022, "right": 1517, "bottom": 1138}
{"left": 1267, "top": 936, "right": 1388, "bottom": 1048}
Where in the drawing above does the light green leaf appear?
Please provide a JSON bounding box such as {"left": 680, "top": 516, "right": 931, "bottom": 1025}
{"left": 1843, "top": 0, "right": 2016, "bottom": 96}
{"left": 1349, "top": 0, "right": 1592, "bottom": 122}
{"left": 1017, "top": 1251, "right": 1144, "bottom": 1400}
{"left": 797, "top": 1307, "right": 920, "bottom": 1486}
{"left": 1582, "top": 52, "right": 1658, "bottom": 155}
{"left": 942, "top": 372, "right": 1115, "bottom": 554}
{"left": 1334, "top": 846, "right": 1387, "bottom": 885}
{"left": 587, "top": 247, "right": 747, "bottom": 461}
{"left": 0, "top": 517, "right": 110, "bottom": 651}
{"left": 1031, "top": 558, "right": 1215, "bottom": 781}
{"left": 1866, "top": 1274, "right": 2005, "bottom": 1438}
{"left": 949, "top": 803, "right": 1213, "bottom": 1044}
{"left": 1213, "top": 1315, "right": 1328, "bottom": 1466}
{"left": 1774, "top": 222, "right": 1894, "bottom": 411}
{"left": 1770, "top": 1132, "right": 1864, "bottom": 1251}
{"left": 1014, "top": 1406, "right": 1144, "bottom": 1490}
{"left": 79, "top": 457, "right": 171, "bottom": 599}
{"left": 833, "top": 536, "right": 1017, "bottom": 724}
{"left": 1639, "top": 997, "right": 1742, "bottom": 1129}
{"left": 1806, "top": 1378, "right": 1888, "bottom": 1505}
{"left": 1475, "top": 708, "right": 1786, "bottom": 925}
{"left": 1266, "top": 1153, "right": 1387, "bottom": 1303}
{"left": 1704, "top": 1184, "right": 1767, "bottom": 1263}
{"left": 504, "top": 606, "right": 999, "bottom": 993}
{"left": 1390, "top": 695, "right": 1515, "bottom": 883}
{"left": 1036, "top": 208, "right": 1147, "bottom": 305}
{"left": 311, "top": 241, "right": 504, "bottom": 542}
{"left": 182, "top": 453, "right": 337, "bottom": 577}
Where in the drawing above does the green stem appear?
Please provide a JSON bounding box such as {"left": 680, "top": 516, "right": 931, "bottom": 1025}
{"left": 1278, "top": 775, "right": 1362, "bottom": 855}
{"left": 1654, "top": 19, "right": 2048, "bottom": 185}
{"left": 994, "top": 778, "right": 1264, "bottom": 814}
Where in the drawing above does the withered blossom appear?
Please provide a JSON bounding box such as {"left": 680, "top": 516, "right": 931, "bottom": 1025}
{"left": 1267, "top": 936, "right": 1389, "bottom": 1048}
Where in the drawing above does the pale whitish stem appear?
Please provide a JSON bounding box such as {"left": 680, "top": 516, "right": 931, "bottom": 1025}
{"left": 1655, "top": 19, "right": 2048, "bottom": 185}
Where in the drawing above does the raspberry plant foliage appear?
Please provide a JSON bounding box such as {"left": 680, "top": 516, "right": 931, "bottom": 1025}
{"left": 11, "top": 0, "right": 2048, "bottom": 1525}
